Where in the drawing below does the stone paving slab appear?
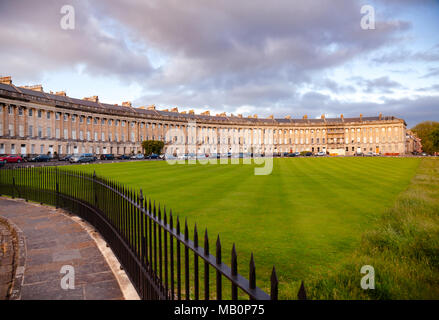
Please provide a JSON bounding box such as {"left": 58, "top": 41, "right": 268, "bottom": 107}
{"left": 0, "top": 197, "right": 124, "bottom": 300}
{"left": 0, "top": 222, "right": 14, "bottom": 299}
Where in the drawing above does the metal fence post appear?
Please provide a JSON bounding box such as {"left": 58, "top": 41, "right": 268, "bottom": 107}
{"left": 12, "top": 176, "right": 15, "bottom": 199}
{"left": 56, "top": 181, "right": 59, "bottom": 209}
{"left": 270, "top": 266, "right": 278, "bottom": 300}
{"left": 55, "top": 167, "right": 59, "bottom": 209}
{"left": 298, "top": 280, "right": 307, "bottom": 300}
{"left": 93, "top": 170, "right": 97, "bottom": 206}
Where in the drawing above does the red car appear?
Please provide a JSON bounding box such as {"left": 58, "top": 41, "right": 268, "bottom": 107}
{"left": 0, "top": 155, "right": 24, "bottom": 163}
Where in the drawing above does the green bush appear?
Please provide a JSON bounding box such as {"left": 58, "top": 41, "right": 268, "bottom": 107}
{"left": 141, "top": 140, "right": 164, "bottom": 155}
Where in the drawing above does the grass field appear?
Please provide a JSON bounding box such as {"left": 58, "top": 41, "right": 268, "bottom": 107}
{"left": 66, "top": 157, "right": 425, "bottom": 298}
{"left": 308, "top": 158, "right": 439, "bottom": 299}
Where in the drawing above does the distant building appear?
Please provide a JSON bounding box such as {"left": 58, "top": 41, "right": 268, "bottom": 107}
{"left": 0, "top": 76, "right": 409, "bottom": 157}
{"left": 405, "top": 130, "right": 422, "bottom": 154}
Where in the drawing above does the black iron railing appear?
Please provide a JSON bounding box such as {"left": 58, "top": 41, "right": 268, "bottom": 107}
{"left": 0, "top": 166, "right": 289, "bottom": 300}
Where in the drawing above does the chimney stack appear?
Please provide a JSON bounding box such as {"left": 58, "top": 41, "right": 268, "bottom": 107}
{"left": 360, "top": 113, "right": 363, "bottom": 121}
{"left": 268, "top": 115, "right": 274, "bottom": 119}
{"left": 303, "top": 115, "right": 308, "bottom": 119}
{"left": 379, "top": 112, "right": 382, "bottom": 120}
{"left": 0, "top": 76, "right": 12, "bottom": 85}
{"left": 122, "top": 101, "right": 132, "bottom": 107}
{"left": 285, "top": 115, "right": 291, "bottom": 119}
{"left": 83, "top": 96, "right": 99, "bottom": 103}
{"left": 188, "top": 110, "right": 195, "bottom": 115}
{"left": 321, "top": 114, "right": 325, "bottom": 119}
{"left": 147, "top": 105, "right": 156, "bottom": 110}
{"left": 201, "top": 110, "right": 210, "bottom": 116}
{"left": 55, "top": 91, "right": 66, "bottom": 96}
{"left": 22, "top": 84, "right": 44, "bottom": 92}
{"left": 171, "top": 107, "right": 178, "bottom": 113}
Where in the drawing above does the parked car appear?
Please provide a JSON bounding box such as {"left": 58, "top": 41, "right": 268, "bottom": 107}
{"left": 316, "top": 151, "right": 326, "bottom": 156}
{"left": 147, "top": 153, "right": 159, "bottom": 159}
{"left": 117, "top": 154, "right": 131, "bottom": 160}
{"left": 100, "top": 154, "right": 114, "bottom": 160}
{"left": 29, "top": 154, "right": 51, "bottom": 162}
{"left": 0, "top": 155, "right": 24, "bottom": 163}
{"left": 131, "top": 154, "right": 145, "bottom": 160}
{"left": 82, "top": 153, "right": 97, "bottom": 161}
{"left": 287, "top": 153, "right": 297, "bottom": 157}
{"left": 60, "top": 154, "right": 73, "bottom": 161}
{"left": 69, "top": 154, "right": 95, "bottom": 163}
{"left": 196, "top": 153, "right": 209, "bottom": 160}
{"left": 164, "top": 154, "right": 177, "bottom": 161}
{"left": 0, "top": 159, "right": 6, "bottom": 167}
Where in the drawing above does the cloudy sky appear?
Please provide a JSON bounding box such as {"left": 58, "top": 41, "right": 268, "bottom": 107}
{"left": 1, "top": 0, "right": 438, "bottom": 127}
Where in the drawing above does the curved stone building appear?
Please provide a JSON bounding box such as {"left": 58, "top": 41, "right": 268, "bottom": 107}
{"left": 0, "top": 76, "right": 410, "bottom": 157}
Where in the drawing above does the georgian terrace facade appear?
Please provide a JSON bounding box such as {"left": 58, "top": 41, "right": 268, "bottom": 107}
{"left": 0, "top": 76, "right": 408, "bottom": 157}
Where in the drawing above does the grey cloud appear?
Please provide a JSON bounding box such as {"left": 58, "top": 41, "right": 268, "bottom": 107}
{"left": 417, "top": 84, "right": 439, "bottom": 92}
{"left": 318, "top": 79, "right": 357, "bottom": 94}
{"left": 414, "top": 43, "right": 439, "bottom": 62}
{"left": 372, "top": 49, "right": 413, "bottom": 64}
{"left": 421, "top": 67, "right": 439, "bottom": 79}
{"left": 372, "top": 43, "right": 439, "bottom": 65}
{"left": 382, "top": 95, "right": 439, "bottom": 127}
{"left": 350, "top": 76, "right": 404, "bottom": 94}
{"left": 134, "top": 82, "right": 297, "bottom": 114}
{"left": 92, "top": 0, "right": 411, "bottom": 90}
{"left": 0, "top": 0, "right": 153, "bottom": 82}
{"left": 287, "top": 92, "right": 439, "bottom": 127}
{"left": 2, "top": 0, "right": 436, "bottom": 126}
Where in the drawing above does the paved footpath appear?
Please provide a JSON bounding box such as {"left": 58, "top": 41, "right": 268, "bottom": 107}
{"left": 0, "top": 197, "right": 124, "bottom": 300}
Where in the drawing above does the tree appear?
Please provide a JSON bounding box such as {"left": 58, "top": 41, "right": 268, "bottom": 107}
{"left": 141, "top": 140, "right": 165, "bottom": 155}
{"left": 431, "top": 127, "right": 439, "bottom": 151}
{"left": 411, "top": 121, "right": 439, "bottom": 155}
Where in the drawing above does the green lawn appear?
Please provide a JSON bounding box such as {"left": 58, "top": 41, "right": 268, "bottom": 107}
{"left": 66, "top": 157, "right": 421, "bottom": 298}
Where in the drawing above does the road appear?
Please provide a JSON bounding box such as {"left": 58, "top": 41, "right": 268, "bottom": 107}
{"left": 1, "top": 158, "right": 164, "bottom": 169}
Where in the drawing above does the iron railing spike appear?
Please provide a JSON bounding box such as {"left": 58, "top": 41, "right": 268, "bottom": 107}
{"left": 270, "top": 266, "right": 279, "bottom": 300}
